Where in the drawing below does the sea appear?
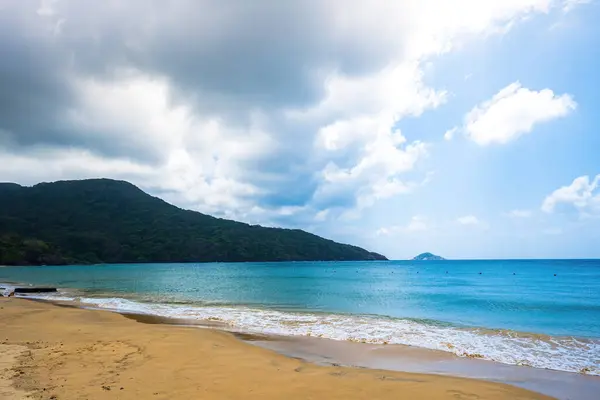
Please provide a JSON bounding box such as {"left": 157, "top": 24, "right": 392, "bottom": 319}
{"left": 1, "top": 260, "right": 599, "bottom": 378}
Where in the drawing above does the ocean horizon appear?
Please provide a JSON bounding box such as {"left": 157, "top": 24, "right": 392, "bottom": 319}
{"left": 2, "top": 259, "right": 599, "bottom": 376}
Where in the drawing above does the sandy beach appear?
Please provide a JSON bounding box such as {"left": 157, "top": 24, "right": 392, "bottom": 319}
{"left": 0, "top": 298, "right": 552, "bottom": 400}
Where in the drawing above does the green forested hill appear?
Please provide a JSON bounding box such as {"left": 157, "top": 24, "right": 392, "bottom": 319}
{"left": 0, "top": 179, "right": 386, "bottom": 265}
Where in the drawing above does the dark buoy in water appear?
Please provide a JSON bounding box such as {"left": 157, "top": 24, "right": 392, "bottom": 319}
{"left": 554, "top": 273, "right": 557, "bottom": 276}
{"left": 513, "top": 273, "right": 515, "bottom": 275}
{"left": 446, "top": 271, "right": 448, "bottom": 274}
{"left": 479, "top": 272, "right": 482, "bottom": 275}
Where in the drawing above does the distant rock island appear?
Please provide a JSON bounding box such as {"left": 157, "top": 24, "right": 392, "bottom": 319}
{"left": 412, "top": 252, "right": 445, "bottom": 261}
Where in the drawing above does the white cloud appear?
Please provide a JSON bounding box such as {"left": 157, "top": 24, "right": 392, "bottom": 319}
{"left": 376, "top": 227, "right": 393, "bottom": 236}
{"left": 317, "top": 125, "right": 428, "bottom": 211}
{"left": 406, "top": 215, "right": 429, "bottom": 232}
{"left": 563, "top": 0, "right": 591, "bottom": 12}
{"left": 463, "top": 82, "right": 576, "bottom": 145}
{"left": 457, "top": 215, "right": 480, "bottom": 225}
{"left": 302, "top": 0, "right": 579, "bottom": 215}
{"left": 0, "top": 147, "right": 153, "bottom": 184}
{"left": 1, "top": 0, "right": 585, "bottom": 227}
{"left": 0, "top": 73, "right": 276, "bottom": 221}
{"left": 507, "top": 209, "right": 532, "bottom": 218}
{"left": 542, "top": 175, "right": 600, "bottom": 215}
{"left": 444, "top": 127, "right": 458, "bottom": 141}
{"left": 36, "top": 0, "right": 58, "bottom": 16}
{"left": 314, "top": 209, "right": 330, "bottom": 222}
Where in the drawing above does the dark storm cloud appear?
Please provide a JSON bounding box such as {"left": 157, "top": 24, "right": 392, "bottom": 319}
{"left": 0, "top": 3, "right": 76, "bottom": 147}
{"left": 0, "top": 0, "right": 413, "bottom": 222}
{"left": 0, "top": 0, "right": 403, "bottom": 148}
{"left": 0, "top": 2, "right": 161, "bottom": 163}
{"left": 58, "top": 0, "right": 398, "bottom": 106}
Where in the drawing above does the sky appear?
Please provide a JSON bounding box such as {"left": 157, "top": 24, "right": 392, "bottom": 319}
{"left": 1, "top": 0, "right": 599, "bottom": 260}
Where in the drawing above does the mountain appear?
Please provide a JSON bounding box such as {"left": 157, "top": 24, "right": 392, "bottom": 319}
{"left": 0, "top": 179, "right": 386, "bottom": 265}
{"left": 412, "top": 252, "right": 445, "bottom": 261}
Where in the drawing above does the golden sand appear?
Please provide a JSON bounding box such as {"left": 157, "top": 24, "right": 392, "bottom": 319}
{"left": 0, "top": 298, "right": 553, "bottom": 399}
{"left": 0, "top": 344, "right": 31, "bottom": 399}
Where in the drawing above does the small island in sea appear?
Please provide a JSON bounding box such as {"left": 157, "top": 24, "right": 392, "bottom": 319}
{"left": 412, "top": 252, "right": 446, "bottom": 261}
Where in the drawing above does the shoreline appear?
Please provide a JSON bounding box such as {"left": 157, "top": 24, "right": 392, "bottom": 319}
{"left": 121, "top": 308, "right": 600, "bottom": 400}
{"left": 13, "top": 289, "right": 599, "bottom": 374}
{"left": 0, "top": 297, "right": 553, "bottom": 400}
{"left": 5, "top": 289, "right": 600, "bottom": 374}
{"left": 2, "top": 280, "right": 600, "bottom": 399}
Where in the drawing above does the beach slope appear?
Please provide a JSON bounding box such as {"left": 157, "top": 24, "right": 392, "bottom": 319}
{"left": 0, "top": 298, "right": 552, "bottom": 399}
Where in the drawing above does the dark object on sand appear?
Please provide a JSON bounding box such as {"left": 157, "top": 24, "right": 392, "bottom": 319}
{"left": 13, "top": 287, "right": 57, "bottom": 294}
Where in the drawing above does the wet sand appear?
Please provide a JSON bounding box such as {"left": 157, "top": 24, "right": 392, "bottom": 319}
{"left": 120, "top": 308, "right": 600, "bottom": 400}
{"left": 0, "top": 298, "right": 551, "bottom": 400}
{"left": 247, "top": 334, "right": 600, "bottom": 400}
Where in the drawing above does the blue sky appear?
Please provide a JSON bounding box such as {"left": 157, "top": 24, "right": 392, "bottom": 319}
{"left": 350, "top": 4, "right": 600, "bottom": 259}
{"left": 1, "top": 0, "right": 599, "bottom": 259}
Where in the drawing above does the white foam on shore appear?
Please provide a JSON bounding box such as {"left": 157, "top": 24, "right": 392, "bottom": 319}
{"left": 24, "top": 292, "right": 600, "bottom": 376}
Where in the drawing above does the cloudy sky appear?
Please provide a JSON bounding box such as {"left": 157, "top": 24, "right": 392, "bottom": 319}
{"left": 1, "top": 0, "right": 599, "bottom": 259}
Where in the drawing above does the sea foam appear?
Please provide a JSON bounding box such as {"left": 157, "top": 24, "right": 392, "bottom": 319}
{"left": 21, "top": 291, "right": 600, "bottom": 376}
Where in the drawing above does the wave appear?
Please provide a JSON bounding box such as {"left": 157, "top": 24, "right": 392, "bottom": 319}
{"left": 20, "top": 291, "right": 600, "bottom": 376}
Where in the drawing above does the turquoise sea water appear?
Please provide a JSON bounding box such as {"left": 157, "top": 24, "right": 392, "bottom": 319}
{"left": 1, "top": 260, "right": 599, "bottom": 375}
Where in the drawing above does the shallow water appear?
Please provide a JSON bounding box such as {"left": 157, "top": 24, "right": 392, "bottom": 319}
{"left": 1, "top": 260, "right": 599, "bottom": 376}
